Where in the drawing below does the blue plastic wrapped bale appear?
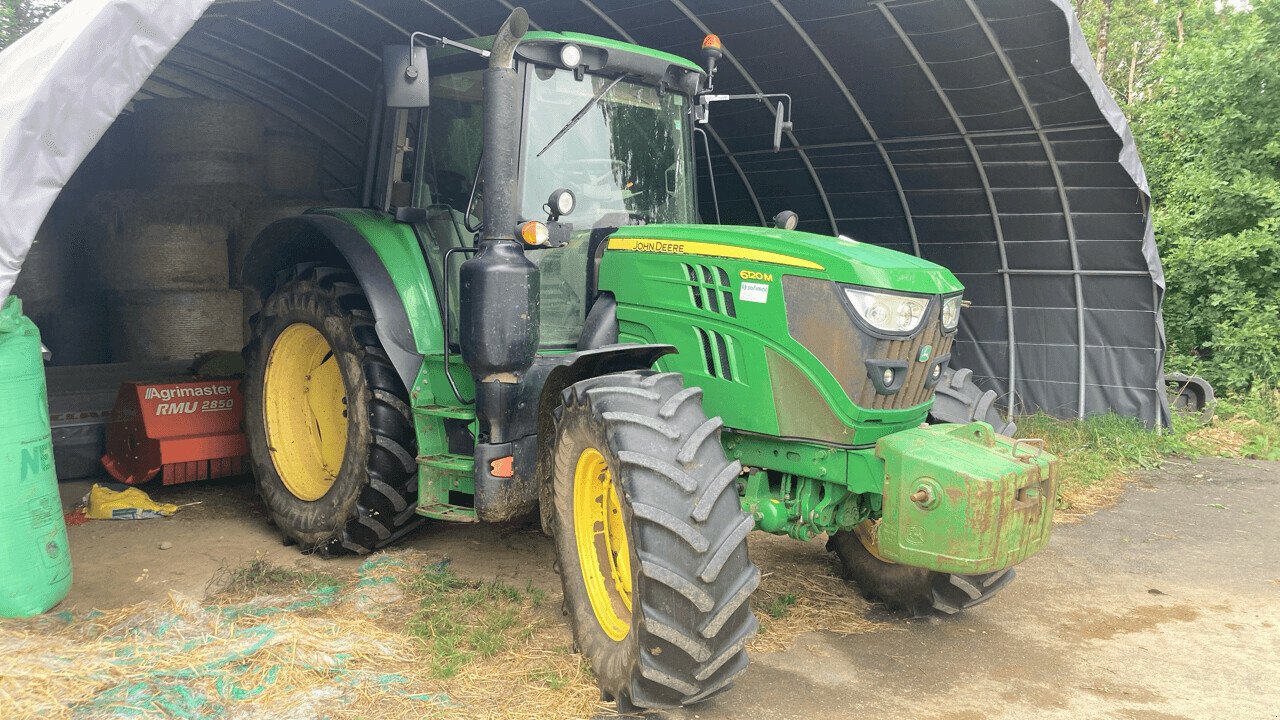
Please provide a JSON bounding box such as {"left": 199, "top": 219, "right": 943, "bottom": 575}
{"left": 0, "top": 296, "right": 72, "bottom": 617}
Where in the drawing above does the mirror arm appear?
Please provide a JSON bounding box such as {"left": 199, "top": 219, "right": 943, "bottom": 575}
{"left": 696, "top": 92, "right": 794, "bottom": 151}
{"left": 697, "top": 93, "right": 792, "bottom": 120}
{"left": 409, "top": 31, "right": 491, "bottom": 60}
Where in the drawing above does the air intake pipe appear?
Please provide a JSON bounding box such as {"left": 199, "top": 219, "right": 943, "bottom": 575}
{"left": 460, "top": 7, "right": 536, "bottom": 446}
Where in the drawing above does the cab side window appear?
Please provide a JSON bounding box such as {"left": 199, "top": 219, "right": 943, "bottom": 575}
{"left": 418, "top": 69, "right": 485, "bottom": 339}
{"left": 420, "top": 70, "right": 484, "bottom": 252}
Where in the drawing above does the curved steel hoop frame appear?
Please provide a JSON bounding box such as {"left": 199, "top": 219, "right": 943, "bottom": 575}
{"left": 876, "top": 1, "right": 1020, "bottom": 420}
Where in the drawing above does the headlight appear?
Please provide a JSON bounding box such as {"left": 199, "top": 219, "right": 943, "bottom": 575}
{"left": 559, "top": 43, "right": 583, "bottom": 69}
{"left": 843, "top": 287, "right": 929, "bottom": 334}
{"left": 941, "top": 294, "right": 963, "bottom": 331}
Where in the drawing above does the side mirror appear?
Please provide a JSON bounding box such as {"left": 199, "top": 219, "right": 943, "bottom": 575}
{"left": 772, "top": 100, "right": 793, "bottom": 152}
{"left": 383, "top": 44, "right": 430, "bottom": 108}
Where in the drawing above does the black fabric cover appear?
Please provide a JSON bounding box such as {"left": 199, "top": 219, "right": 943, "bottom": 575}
{"left": 135, "top": 0, "right": 1164, "bottom": 424}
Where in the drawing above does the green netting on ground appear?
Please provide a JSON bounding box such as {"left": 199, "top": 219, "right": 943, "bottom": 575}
{"left": 0, "top": 554, "right": 450, "bottom": 719}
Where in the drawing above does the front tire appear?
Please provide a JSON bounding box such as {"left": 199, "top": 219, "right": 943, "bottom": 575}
{"left": 830, "top": 366, "right": 1019, "bottom": 615}
{"left": 827, "top": 524, "right": 1015, "bottom": 616}
{"left": 244, "top": 265, "right": 420, "bottom": 555}
{"left": 551, "top": 371, "right": 759, "bottom": 709}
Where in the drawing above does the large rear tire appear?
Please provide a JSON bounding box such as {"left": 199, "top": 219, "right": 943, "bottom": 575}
{"left": 243, "top": 265, "right": 420, "bottom": 555}
{"left": 551, "top": 371, "right": 759, "bottom": 709}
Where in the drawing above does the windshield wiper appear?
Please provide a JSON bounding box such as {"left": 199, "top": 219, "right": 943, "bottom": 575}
{"left": 536, "top": 74, "right": 628, "bottom": 158}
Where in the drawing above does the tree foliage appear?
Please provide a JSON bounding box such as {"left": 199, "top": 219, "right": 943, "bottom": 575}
{"left": 0, "top": 0, "right": 67, "bottom": 51}
{"left": 1080, "top": 0, "right": 1280, "bottom": 393}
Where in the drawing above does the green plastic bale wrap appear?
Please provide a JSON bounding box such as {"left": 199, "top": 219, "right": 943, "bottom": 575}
{"left": 0, "top": 296, "right": 72, "bottom": 617}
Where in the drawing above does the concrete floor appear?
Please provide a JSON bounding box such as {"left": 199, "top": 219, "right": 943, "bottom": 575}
{"left": 56, "top": 456, "right": 1280, "bottom": 720}
{"left": 667, "top": 456, "right": 1280, "bottom": 720}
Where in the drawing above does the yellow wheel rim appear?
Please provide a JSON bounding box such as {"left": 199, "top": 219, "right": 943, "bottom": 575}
{"left": 263, "top": 323, "right": 349, "bottom": 501}
{"left": 854, "top": 519, "right": 895, "bottom": 563}
{"left": 573, "top": 447, "right": 633, "bottom": 641}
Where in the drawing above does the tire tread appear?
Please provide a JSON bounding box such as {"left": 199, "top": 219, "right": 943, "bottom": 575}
{"left": 553, "top": 371, "right": 757, "bottom": 709}
{"left": 244, "top": 265, "right": 420, "bottom": 555}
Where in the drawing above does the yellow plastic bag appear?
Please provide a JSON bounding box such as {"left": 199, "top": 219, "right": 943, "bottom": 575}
{"left": 85, "top": 484, "right": 179, "bottom": 520}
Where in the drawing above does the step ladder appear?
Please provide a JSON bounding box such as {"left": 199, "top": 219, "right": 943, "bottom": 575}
{"left": 414, "top": 403, "right": 479, "bottom": 522}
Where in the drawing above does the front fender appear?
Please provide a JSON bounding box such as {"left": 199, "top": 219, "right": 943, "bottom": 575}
{"left": 494, "top": 343, "right": 678, "bottom": 533}
{"left": 243, "top": 211, "right": 441, "bottom": 390}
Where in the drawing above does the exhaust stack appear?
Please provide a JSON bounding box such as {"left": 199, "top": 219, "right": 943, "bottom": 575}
{"left": 460, "top": 7, "right": 537, "bottom": 451}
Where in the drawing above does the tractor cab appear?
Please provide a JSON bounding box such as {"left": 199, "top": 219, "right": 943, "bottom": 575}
{"left": 366, "top": 31, "right": 704, "bottom": 350}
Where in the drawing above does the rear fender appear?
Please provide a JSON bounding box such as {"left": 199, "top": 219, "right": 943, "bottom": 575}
{"left": 243, "top": 212, "right": 442, "bottom": 390}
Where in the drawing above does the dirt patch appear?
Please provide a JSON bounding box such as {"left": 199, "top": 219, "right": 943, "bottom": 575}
{"left": 1053, "top": 472, "right": 1133, "bottom": 524}
{"left": 924, "top": 711, "right": 989, "bottom": 720}
{"left": 24, "top": 484, "right": 888, "bottom": 719}
{"left": 32, "top": 458, "right": 1280, "bottom": 720}
{"left": 1062, "top": 604, "right": 1201, "bottom": 642}
{"left": 1188, "top": 426, "right": 1251, "bottom": 456}
{"left": 1117, "top": 710, "right": 1195, "bottom": 720}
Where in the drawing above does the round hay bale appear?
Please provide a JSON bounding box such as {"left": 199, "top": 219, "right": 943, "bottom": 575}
{"left": 108, "top": 289, "right": 244, "bottom": 362}
{"left": 230, "top": 202, "right": 317, "bottom": 288}
{"left": 132, "top": 99, "right": 265, "bottom": 188}
{"left": 11, "top": 223, "right": 65, "bottom": 307}
{"left": 94, "top": 186, "right": 259, "bottom": 234}
{"left": 102, "top": 219, "right": 230, "bottom": 292}
{"left": 95, "top": 186, "right": 262, "bottom": 291}
{"left": 264, "top": 129, "right": 324, "bottom": 199}
{"left": 40, "top": 298, "right": 110, "bottom": 367}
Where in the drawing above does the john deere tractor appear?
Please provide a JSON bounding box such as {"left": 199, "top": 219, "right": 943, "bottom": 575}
{"left": 242, "top": 9, "right": 1057, "bottom": 709}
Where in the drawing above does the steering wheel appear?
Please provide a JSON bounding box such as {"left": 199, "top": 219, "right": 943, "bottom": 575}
{"left": 564, "top": 158, "right": 628, "bottom": 190}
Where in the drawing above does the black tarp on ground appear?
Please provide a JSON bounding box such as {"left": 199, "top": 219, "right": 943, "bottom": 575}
{"left": 0, "top": 0, "right": 1167, "bottom": 425}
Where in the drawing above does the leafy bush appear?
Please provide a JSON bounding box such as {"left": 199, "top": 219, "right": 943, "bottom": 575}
{"left": 1129, "top": 1, "right": 1280, "bottom": 392}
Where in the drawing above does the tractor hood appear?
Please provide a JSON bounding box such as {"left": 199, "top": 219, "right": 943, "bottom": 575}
{"left": 608, "top": 225, "right": 963, "bottom": 296}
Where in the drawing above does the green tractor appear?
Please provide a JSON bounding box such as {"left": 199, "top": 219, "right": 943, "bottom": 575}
{"left": 241, "top": 9, "right": 1057, "bottom": 709}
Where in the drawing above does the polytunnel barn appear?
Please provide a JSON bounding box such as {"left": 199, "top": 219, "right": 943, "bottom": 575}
{"left": 0, "top": 0, "right": 1166, "bottom": 482}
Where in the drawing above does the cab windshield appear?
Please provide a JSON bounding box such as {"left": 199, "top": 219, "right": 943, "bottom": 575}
{"left": 521, "top": 67, "right": 695, "bottom": 346}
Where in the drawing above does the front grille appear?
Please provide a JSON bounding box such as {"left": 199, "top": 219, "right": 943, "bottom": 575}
{"left": 782, "top": 275, "right": 953, "bottom": 410}
{"left": 681, "top": 263, "right": 737, "bottom": 318}
{"left": 695, "top": 326, "right": 736, "bottom": 381}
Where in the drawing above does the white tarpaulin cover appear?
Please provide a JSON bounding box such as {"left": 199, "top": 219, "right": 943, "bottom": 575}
{"left": 0, "top": 0, "right": 213, "bottom": 300}
{"left": 0, "top": 0, "right": 1167, "bottom": 424}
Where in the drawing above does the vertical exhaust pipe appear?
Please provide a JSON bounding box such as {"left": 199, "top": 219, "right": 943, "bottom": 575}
{"left": 479, "top": 7, "right": 529, "bottom": 242}
{"left": 460, "top": 7, "right": 536, "bottom": 449}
